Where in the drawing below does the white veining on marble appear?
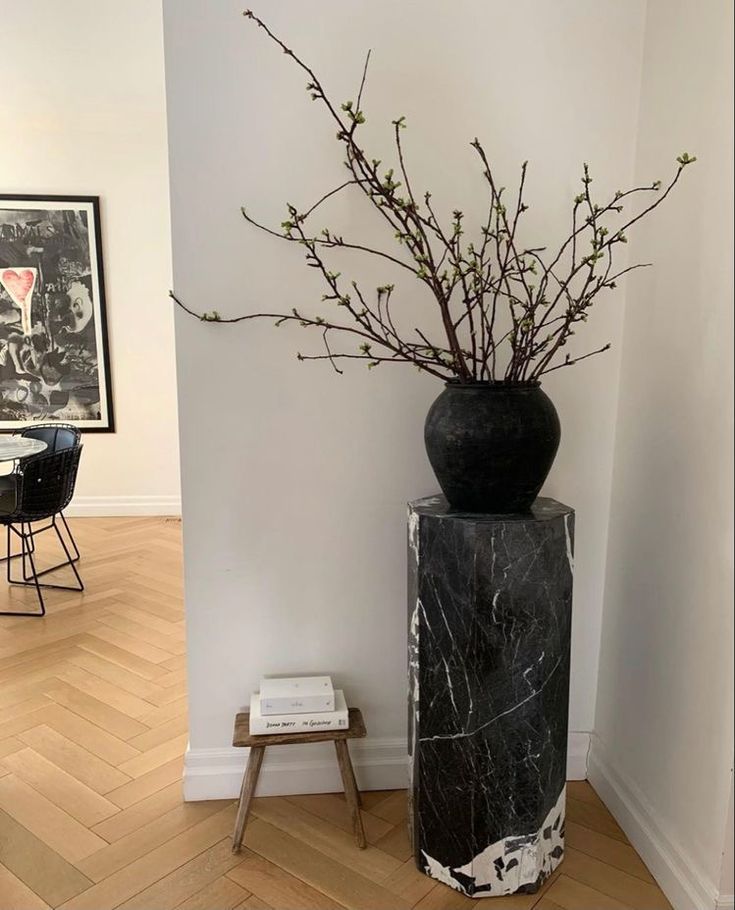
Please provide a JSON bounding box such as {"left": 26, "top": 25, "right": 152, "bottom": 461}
{"left": 421, "top": 785, "right": 566, "bottom": 898}
{"left": 408, "top": 601, "right": 420, "bottom": 705}
{"left": 408, "top": 507, "right": 420, "bottom": 561}
{"left": 418, "top": 652, "right": 562, "bottom": 743}
{"left": 563, "top": 513, "right": 574, "bottom": 572}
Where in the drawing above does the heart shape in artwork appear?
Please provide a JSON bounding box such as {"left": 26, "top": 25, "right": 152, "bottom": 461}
{"left": 2, "top": 269, "right": 35, "bottom": 303}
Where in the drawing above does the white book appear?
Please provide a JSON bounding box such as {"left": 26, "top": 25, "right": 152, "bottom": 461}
{"left": 259, "top": 675, "right": 334, "bottom": 715}
{"left": 250, "top": 689, "right": 348, "bottom": 735}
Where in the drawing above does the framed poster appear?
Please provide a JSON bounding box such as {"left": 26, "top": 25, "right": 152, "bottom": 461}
{"left": 0, "top": 194, "right": 114, "bottom": 432}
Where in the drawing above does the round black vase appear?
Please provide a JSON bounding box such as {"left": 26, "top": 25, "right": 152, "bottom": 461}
{"left": 424, "top": 381, "right": 561, "bottom": 514}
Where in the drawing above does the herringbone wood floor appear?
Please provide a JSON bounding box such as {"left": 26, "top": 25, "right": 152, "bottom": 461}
{"left": 0, "top": 517, "right": 671, "bottom": 910}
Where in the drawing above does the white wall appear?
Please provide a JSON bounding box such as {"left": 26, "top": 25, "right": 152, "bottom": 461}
{"left": 721, "top": 783, "right": 734, "bottom": 907}
{"left": 165, "top": 0, "right": 648, "bottom": 795}
{"left": 590, "top": 3, "right": 734, "bottom": 909}
{"left": 1, "top": 0, "right": 180, "bottom": 515}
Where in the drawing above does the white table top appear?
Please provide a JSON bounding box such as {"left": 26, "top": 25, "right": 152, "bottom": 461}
{"left": 0, "top": 437, "right": 48, "bottom": 462}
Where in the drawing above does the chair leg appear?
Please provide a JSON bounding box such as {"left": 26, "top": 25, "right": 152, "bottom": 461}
{"left": 0, "top": 523, "right": 45, "bottom": 617}
{"left": 59, "top": 512, "right": 81, "bottom": 563}
{"left": 0, "top": 519, "right": 34, "bottom": 564}
{"left": 5, "top": 524, "right": 11, "bottom": 582}
{"left": 334, "top": 740, "right": 366, "bottom": 848}
{"left": 20, "top": 515, "right": 82, "bottom": 584}
{"left": 22, "top": 522, "right": 47, "bottom": 615}
{"left": 232, "top": 745, "right": 265, "bottom": 854}
{"left": 4, "top": 514, "right": 83, "bottom": 613}
{"left": 51, "top": 516, "right": 84, "bottom": 591}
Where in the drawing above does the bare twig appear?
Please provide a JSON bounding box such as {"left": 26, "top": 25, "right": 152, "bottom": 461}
{"left": 540, "top": 343, "right": 611, "bottom": 375}
{"left": 171, "top": 12, "right": 694, "bottom": 385}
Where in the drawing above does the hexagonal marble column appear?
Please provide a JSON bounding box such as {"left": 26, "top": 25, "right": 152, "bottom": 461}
{"left": 407, "top": 495, "right": 574, "bottom": 898}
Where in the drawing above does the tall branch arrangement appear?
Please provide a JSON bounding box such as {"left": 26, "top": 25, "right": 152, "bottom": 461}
{"left": 172, "top": 9, "right": 696, "bottom": 383}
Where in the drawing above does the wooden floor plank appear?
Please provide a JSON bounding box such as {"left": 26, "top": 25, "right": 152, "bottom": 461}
{"left": 226, "top": 851, "right": 344, "bottom": 910}
{"left": 58, "top": 804, "right": 237, "bottom": 910}
{"left": 174, "top": 874, "right": 249, "bottom": 910}
{"left": 141, "top": 682, "right": 188, "bottom": 708}
{"left": 160, "top": 654, "right": 187, "bottom": 673}
{"left": 237, "top": 894, "right": 273, "bottom": 910}
{"left": 105, "top": 603, "right": 186, "bottom": 640}
{"left": 1, "top": 747, "right": 119, "bottom": 827}
{"left": 373, "top": 818, "right": 413, "bottom": 862}
{"left": 0, "top": 808, "right": 92, "bottom": 906}
{"left": 19, "top": 723, "right": 133, "bottom": 793}
{"left": 365, "top": 789, "right": 408, "bottom": 826}
{"left": 57, "top": 665, "right": 157, "bottom": 719}
{"left": 285, "top": 791, "right": 393, "bottom": 845}
{"left": 567, "top": 780, "right": 604, "bottom": 806}
{"left": 66, "top": 649, "right": 163, "bottom": 700}
{"left": 250, "top": 795, "right": 402, "bottom": 883}
{"left": 105, "top": 756, "right": 184, "bottom": 808}
{"left": 241, "top": 818, "right": 412, "bottom": 910}
{"left": 115, "top": 838, "right": 242, "bottom": 910}
{"left": 567, "top": 796, "right": 629, "bottom": 843}
{"left": 544, "top": 874, "right": 635, "bottom": 910}
{"left": 90, "top": 781, "right": 185, "bottom": 842}
{"left": 126, "top": 713, "right": 188, "bottom": 752}
{"left": 565, "top": 820, "right": 656, "bottom": 883}
{"left": 96, "top": 613, "right": 185, "bottom": 656}
{"left": 0, "top": 861, "right": 52, "bottom": 910}
{"left": 42, "top": 681, "right": 149, "bottom": 741}
{"left": 411, "top": 871, "right": 560, "bottom": 909}
{"left": 87, "top": 625, "right": 175, "bottom": 666}
{"left": 411, "top": 883, "right": 479, "bottom": 909}
{"left": 113, "top": 585, "right": 183, "bottom": 623}
{"left": 0, "top": 704, "right": 56, "bottom": 740}
{"left": 39, "top": 705, "right": 141, "bottom": 766}
{"left": 0, "top": 774, "right": 107, "bottom": 863}
{"left": 79, "top": 800, "right": 229, "bottom": 882}
{"left": 116, "top": 733, "right": 188, "bottom": 779}
{"left": 0, "top": 735, "right": 25, "bottom": 759}
{"left": 0, "top": 690, "right": 54, "bottom": 718}
{"left": 137, "top": 695, "right": 187, "bottom": 728}
{"left": 382, "top": 858, "right": 436, "bottom": 905}
{"left": 76, "top": 635, "right": 169, "bottom": 681}
{"left": 158, "top": 667, "right": 188, "bottom": 688}
{"left": 534, "top": 898, "right": 570, "bottom": 910}
{"left": 0, "top": 633, "right": 85, "bottom": 669}
{"left": 561, "top": 848, "right": 672, "bottom": 910}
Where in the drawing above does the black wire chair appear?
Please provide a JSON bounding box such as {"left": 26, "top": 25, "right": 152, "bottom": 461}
{"left": 14, "top": 423, "right": 82, "bottom": 565}
{"left": 0, "top": 444, "right": 84, "bottom": 617}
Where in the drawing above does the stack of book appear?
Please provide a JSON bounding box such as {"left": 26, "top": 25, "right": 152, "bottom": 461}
{"left": 249, "top": 675, "right": 348, "bottom": 735}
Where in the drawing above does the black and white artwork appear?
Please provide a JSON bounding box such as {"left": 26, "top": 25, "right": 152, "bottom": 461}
{"left": 0, "top": 195, "right": 113, "bottom": 431}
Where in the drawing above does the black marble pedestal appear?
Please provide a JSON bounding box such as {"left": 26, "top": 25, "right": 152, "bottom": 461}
{"left": 408, "top": 495, "right": 574, "bottom": 898}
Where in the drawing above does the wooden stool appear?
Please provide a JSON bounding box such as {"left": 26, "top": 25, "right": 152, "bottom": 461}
{"left": 231, "top": 706, "right": 367, "bottom": 854}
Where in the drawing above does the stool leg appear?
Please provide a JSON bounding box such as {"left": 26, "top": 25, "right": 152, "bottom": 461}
{"left": 334, "top": 740, "right": 366, "bottom": 849}
{"left": 232, "top": 745, "right": 265, "bottom": 854}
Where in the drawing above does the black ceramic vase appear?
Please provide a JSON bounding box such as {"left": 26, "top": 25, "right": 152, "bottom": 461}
{"left": 424, "top": 382, "right": 561, "bottom": 513}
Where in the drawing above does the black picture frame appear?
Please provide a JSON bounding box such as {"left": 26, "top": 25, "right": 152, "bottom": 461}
{"left": 0, "top": 194, "right": 114, "bottom": 432}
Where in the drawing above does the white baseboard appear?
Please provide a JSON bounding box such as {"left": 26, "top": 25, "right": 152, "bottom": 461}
{"left": 66, "top": 495, "right": 181, "bottom": 517}
{"left": 183, "top": 731, "right": 590, "bottom": 801}
{"left": 717, "top": 896, "right": 734, "bottom": 910}
{"left": 183, "top": 737, "right": 408, "bottom": 801}
{"left": 588, "top": 735, "right": 723, "bottom": 910}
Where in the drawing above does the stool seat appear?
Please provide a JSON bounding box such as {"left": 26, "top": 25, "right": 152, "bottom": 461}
{"left": 230, "top": 704, "right": 368, "bottom": 853}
